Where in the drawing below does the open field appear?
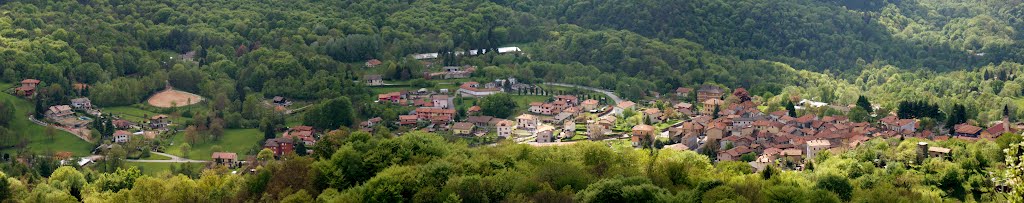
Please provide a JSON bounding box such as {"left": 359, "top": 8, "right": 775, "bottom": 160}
{"left": 125, "top": 162, "right": 205, "bottom": 176}
{"left": 164, "top": 128, "right": 262, "bottom": 160}
{"left": 0, "top": 83, "right": 94, "bottom": 156}
{"left": 104, "top": 106, "right": 192, "bottom": 124}
{"left": 147, "top": 89, "right": 203, "bottom": 108}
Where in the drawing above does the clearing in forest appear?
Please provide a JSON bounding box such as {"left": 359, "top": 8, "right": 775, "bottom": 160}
{"left": 147, "top": 89, "right": 203, "bottom": 108}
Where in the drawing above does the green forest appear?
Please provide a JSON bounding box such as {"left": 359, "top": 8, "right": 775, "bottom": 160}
{"left": 0, "top": 0, "right": 1022, "bottom": 202}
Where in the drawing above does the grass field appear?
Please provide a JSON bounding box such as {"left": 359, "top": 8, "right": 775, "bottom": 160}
{"left": 0, "top": 83, "right": 94, "bottom": 156}
{"left": 103, "top": 106, "right": 191, "bottom": 124}
{"left": 125, "top": 162, "right": 205, "bottom": 176}
{"left": 164, "top": 128, "right": 262, "bottom": 160}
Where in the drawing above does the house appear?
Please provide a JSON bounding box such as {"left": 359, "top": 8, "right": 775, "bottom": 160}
{"left": 452, "top": 122, "right": 475, "bottom": 135}
{"left": 805, "top": 140, "right": 831, "bottom": 161}
{"left": 112, "top": 119, "right": 136, "bottom": 129}
{"left": 399, "top": 115, "right": 419, "bottom": 125}
{"left": 263, "top": 137, "right": 295, "bottom": 156}
{"left": 554, "top": 95, "right": 579, "bottom": 106}
{"left": 377, "top": 92, "right": 402, "bottom": 104}
{"left": 528, "top": 102, "right": 544, "bottom": 114}
{"left": 360, "top": 117, "right": 383, "bottom": 129}
{"left": 415, "top": 108, "right": 456, "bottom": 122}
{"left": 70, "top": 98, "right": 93, "bottom": 109}
{"left": 113, "top": 130, "right": 131, "bottom": 143}
{"left": 284, "top": 126, "right": 316, "bottom": 146}
{"left": 982, "top": 117, "right": 1012, "bottom": 139}
{"left": 15, "top": 79, "right": 40, "bottom": 97}
{"left": 696, "top": 85, "right": 724, "bottom": 103}
{"left": 211, "top": 152, "right": 238, "bottom": 167}
{"left": 676, "top": 87, "right": 694, "bottom": 97}
{"left": 631, "top": 124, "right": 656, "bottom": 147}
{"left": 717, "top": 146, "right": 751, "bottom": 162}
{"left": 364, "top": 74, "right": 384, "bottom": 86}
{"left": 517, "top": 114, "right": 539, "bottom": 131}
{"left": 431, "top": 95, "right": 452, "bottom": 109}
{"left": 365, "top": 59, "right": 382, "bottom": 67}
{"left": 273, "top": 96, "right": 292, "bottom": 106}
{"left": 149, "top": 114, "right": 171, "bottom": 129}
{"left": 457, "top": 81, "right": 502, "bottom": 97}
{"left": 613, "top": 101, "right": 636, "bottom": 116}
{"left": 643, "top": 108, "right": 663, "bottom": 123}
{"left": 535, "top": 125, "right": 555, "bottom": 143}
{"left": 701, "top": 99, "right": 724, "bottom": 116}
{"left": 45, "top": 105, "right": 74, "bottom": 120}
{"left": 581, "top": 99, "right": 599, "bottom": 111}
{"left": 674, "top": 103, "right": 694, "bottom": 115}
{"left": 468, "top": 106, "right": 481, "bottom": 115}
{"left": 879, "top": 116, "right": 916, "bottom": 132}
{"left": 588, "top": 115, "right": 616, "bottom": 139}
{"left": 496, "top": 120, "right": 515, "bottom": 138}
{"left": 954, "top": 124, "right": 983, "bottom": 137}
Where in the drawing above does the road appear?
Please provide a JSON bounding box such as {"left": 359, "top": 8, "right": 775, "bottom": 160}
{"left": 543, "top": 82, "right": 624, "bottom": 104}
{"left": 126, "top": 152, "right": 208, "bottom": 163}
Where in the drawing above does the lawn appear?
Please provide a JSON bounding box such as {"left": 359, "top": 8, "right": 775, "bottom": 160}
{"left": 164, "top": 128, "right": 262, "bottom": 160}
{"left": 0, "top": 83, "right": 94, "bottom": 156}
{"left": 125, "top": 162, "right": 205, "bottom": 176}
{"left": 103, "top": 106, "right": 191, "bottom": 124}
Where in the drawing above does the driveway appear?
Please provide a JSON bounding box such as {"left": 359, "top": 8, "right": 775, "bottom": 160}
{"left": 126, "top": 152, "right": 208, "bottom": 163}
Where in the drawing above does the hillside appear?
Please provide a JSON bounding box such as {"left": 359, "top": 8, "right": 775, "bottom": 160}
{"left": 0, "top": 0, "right": 1023, "bottom": 202}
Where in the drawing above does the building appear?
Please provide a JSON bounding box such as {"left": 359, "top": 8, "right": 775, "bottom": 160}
{"left": 696, "top": 85, "right": 724, "bottom": 103}
{"left": 365, "top": 59, "right": 382, "bottom": 67}
{"left": 15, "top": 79, "right": 40, "bottom": 97}
{"left": 70, "top": 98, "right": 93, "bottom": 109}
{"left": 517, "top": 114, "right": 539, "bottom": 131}
{"left": 112, "top": 119, "right": 136, "bottom": 129}
{"left": 45, "top": 105, "right": 74, "bottom": 120}
{"left": 263, "top": 138, "right": 295, "bottom": 156}
{"left": 581, "top": 99, "right": 600, "bottom": 111}
{"left": 643, "top": 108, "right": 663, "bottom": 123}
{"left": 631, "top": 124, "right": 656, "bottom": 147}
{"left": 535, "top": 125, "right": 555, "bottom": 143}
{"left": 879, "top": 116, "right": 916, "bottom": 132}
{"left": 211, "top": 152, "right": 238, "bottom": 167}
{"left": 701, "top": 99, "right": 724, "bottom": 116}
{"left": 273, "top": 96, "right": 292, "bottom": 106}
{"left": 399, "top": 115, "right": 419, "bottom": 125}
{"left": 149, "top": 114, "right": 171, "bottom": 129}
{"left": 954, "top": 124, "right": 983, "bottom": 137}
{"left": 805, "top": 140, "right": 831, "bottom": 161}
{"left": 364, "top": 74, "right": 384, "bottom": 86}
{"left": 496, "top": 120, "right": 515, "bottom": 138}
{"left": 613, "top": 101, "right": 636, "bottom": 116}
{"left": 452, "top": 122, "right": 475, "bottom": 135}
{"left": 458, "top": 81, "right": 502, "bottom": 97}
{"left": 676, "top": 87, "right": 694, "bottom": 97}
{"left": 113, "top": 130, "right": 131, "bottom": 143}
{"left": 415, "top": 108, "right": 456, "bottom": 122}
{"left": 431, "top": 95, "right": 452, "bottom": 109}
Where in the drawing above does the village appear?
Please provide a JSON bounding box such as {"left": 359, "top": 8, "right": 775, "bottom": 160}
{"left": 3, "top": 46, "right": 1017, "bottom": 175}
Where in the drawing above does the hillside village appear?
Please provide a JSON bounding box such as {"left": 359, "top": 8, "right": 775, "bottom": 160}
{"left": 9, "top": 45, "right": 1021, "bottom": 175}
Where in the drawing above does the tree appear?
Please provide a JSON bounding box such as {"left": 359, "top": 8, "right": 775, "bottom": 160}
{"left": 1006, "top": 141, "right": 1024, "bottom": 202}
{"left": 946, "top": 104, "right": 968, "bottom": 130}
{"left": 785, "top": 100, "right": 797, "bottom": 117}
{"left": 184, "top": 126, "right": 199, "bottom": 145}
{"left": 856, "top": 95, "right": 873, "bottom": 113}
{"left": 258, "top": 148, "right": 275, "bottom": 163}
{"left": 849, "top": 107, "right": 869, "bottom": 122}
{"left": 815, "top": 174, "right": 853, "bottom": 201}
{"left": 303, "top": 97, "right": 355, "bottom": 130}
{"left": 732, "top": 87, "right": 751, "bottom": 103}
{"left": 478, "top": 93, "right": 517, "bottom": 118}
{"left": 294, "top": 139, "right": 308, "bottom": 156}
{"left": 180, "top": 143, "right": 191, "bottom": 159}
{"left": 0, "top": 172, "right": 9, "bottom": 202}
{"left": 0, "top": 99, "right": 14, "bottom": 127}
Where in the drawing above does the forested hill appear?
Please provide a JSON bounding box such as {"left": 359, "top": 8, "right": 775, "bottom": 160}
{"left": 496, "top": 0, "right": 1023, "bottom": 73}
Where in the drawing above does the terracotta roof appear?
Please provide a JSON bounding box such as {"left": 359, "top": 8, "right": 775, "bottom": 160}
{"left": 212, "top": 152, "right": 238, "bottom": 160}
{"left": 20, "top": 79, "right": 40, "bottom": 84}
{"left": 617, "top": 101, "right": 636, "bottom": 109}
{"left": 453, "top": 122, "right": 474, "bottom": 131}
{"left": 955, "top": 124, "right": 983, "bottom": 134}
{"left": 582, "top": 99, "right": 599, "bottom": 105}
{"left": 632, "top": 124, "right": 655, "bottom": 132}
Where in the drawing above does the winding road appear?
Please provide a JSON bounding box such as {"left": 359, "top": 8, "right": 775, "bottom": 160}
{"left": 126, "top": 152, "right": 207, "bottom": 163}
{"left": 543, "top": 82, "right": 624, "bottom": 104}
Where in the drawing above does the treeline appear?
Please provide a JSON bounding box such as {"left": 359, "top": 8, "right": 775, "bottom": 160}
{"left": 0, "top": 131, "right": 1020, "bottom": 202}
{"left": 496, "top": 0, "right": 1020, "bottom": 74}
